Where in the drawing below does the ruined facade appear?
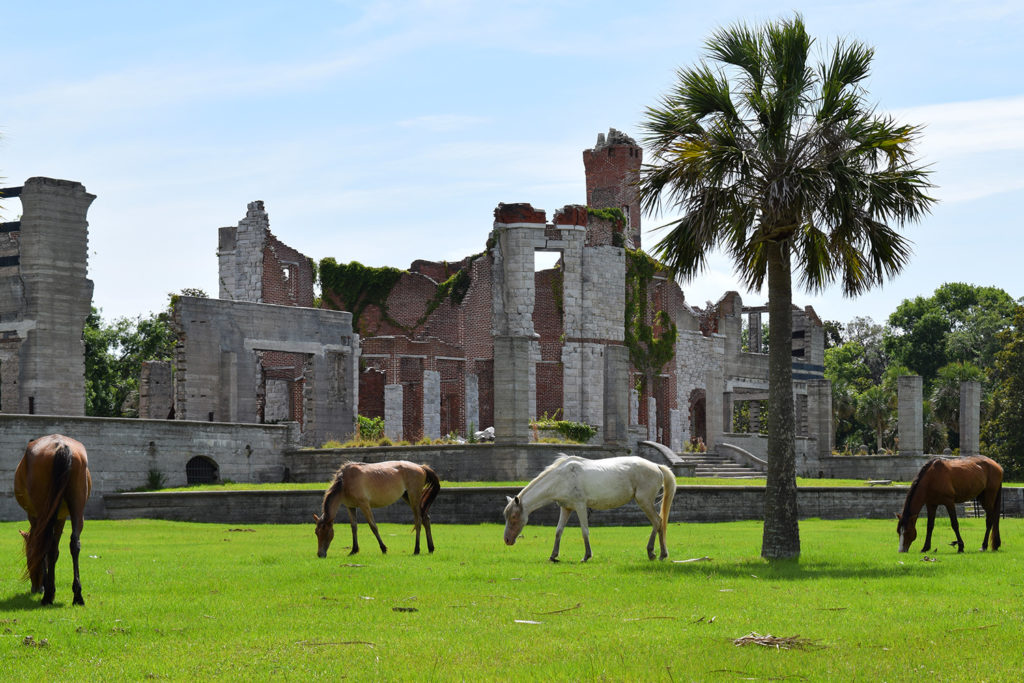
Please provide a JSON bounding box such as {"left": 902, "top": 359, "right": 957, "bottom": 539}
{"left": 0, "top": 178, "right": 94, "bottom": 416}
{"left": 316, "top": 129, "right": 828, "bottom": 455}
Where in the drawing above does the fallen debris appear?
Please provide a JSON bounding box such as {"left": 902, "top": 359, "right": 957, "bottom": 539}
{"left": 733, "top": 632, "right": 815, "bottom": 650}
{"left": 672, "top": 556, "right": 712, "bottom": 564}
{"left": 534, "top": 602, "right": 581, "bottom": 616}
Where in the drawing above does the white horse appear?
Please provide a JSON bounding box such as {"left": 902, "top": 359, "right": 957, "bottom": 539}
{"left": 502, "top": 455, "right": 677, "bottom": 562}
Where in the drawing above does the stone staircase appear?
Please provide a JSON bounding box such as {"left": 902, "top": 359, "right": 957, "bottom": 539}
{"left": 679, "top": 452, "right": 765, "bottom": 479}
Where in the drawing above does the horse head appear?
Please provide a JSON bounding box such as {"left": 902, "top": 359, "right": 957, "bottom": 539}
{"left": 895, "top": 513, "right": 917, "bottom": 553}
{"left": 503, "top": 495, "right": 526, "bottom": 546}
{"left": 313, "top": 513, "right": 335, "bottom": 558}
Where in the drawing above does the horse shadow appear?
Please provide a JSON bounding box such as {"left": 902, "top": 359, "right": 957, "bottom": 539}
{"left": 0, "top": 591, "right": 45, "bottom": 611}
{"left": 631, "top": 558, "right": 936, "bottom": 581}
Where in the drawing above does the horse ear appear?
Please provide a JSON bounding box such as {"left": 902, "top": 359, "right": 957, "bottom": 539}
{"left": 894, "top": 513, "right": 901, "bottom": 521}
{"left": 514, "top": 495, "right": 521, "bottom": 506}
{"left": 313, "top": 513, "right": 321, "bottom": 523}
{"left": 505, "top": 496, "right": 513, "bottom": 504}
{"left": 19, "top": 529, "right": 28, "bottom": 541}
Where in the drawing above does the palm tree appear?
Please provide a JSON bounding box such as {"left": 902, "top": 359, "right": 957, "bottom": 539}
{"left": 637, "top": 15, "right": 935, "bottom": 559}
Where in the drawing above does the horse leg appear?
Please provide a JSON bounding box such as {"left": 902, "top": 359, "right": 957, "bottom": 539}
{"left": 577, "top": 506, "right": 592, "bottom": 563}
{"left": 41, "top": 519, "right": 65, "bottom": 606}
{"left": 346, "top": 506, "right": 360, "bottom": 555}
{"left": 946, "top": 504, "right": 965, "bottom": 553}
{"left": 423, "top": 509, "right": 434, "bottom": 554}
{"left": 550, "top": 506, "right": 572, "bottom": 562}
{"left": 406, "top": 493, "right": 423, "bottom": 555}
{"left": 70, "top": 513, "right": 85, "bottom": 606}
{"left": 636, "top": 497, "right": 661, "bottom": 560}
{"left": 360, "top": 505, "right": 388, "bottom": 554}
{"left": 921, "top": 505, "right": 937, "bottom": 552}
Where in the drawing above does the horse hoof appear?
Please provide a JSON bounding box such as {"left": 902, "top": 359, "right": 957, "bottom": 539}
{"left": 549, "top": 557, "right": 560, "bottom": 563}
{"left": 73, "top": 596, "right": 85, "bottom": 607}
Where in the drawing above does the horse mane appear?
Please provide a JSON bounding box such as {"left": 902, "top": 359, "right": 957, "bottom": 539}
{"left": 518, "top": 454, "right": 579, "bottom": 497}
{"left": 898, "top": 457, "right": 940, "bottom": 530}
{"left": 25, "top": 441, "right": 74, "bottom": 580}
{"left": 320, "top": 462, "right": 351, "bottom": 517}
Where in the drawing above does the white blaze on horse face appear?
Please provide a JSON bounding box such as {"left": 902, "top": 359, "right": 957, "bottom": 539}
{"left": 503, "top": 496, "right": 524, "bottom": 546}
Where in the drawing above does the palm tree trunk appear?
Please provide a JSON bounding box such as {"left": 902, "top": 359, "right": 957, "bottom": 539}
{"left": 761, "top": 240, "right": 801, "bottom": 560}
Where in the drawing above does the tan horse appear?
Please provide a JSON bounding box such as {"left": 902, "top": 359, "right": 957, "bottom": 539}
{"left": 314, "top": 461, "right": 439, "bottom": 557}
{"left": 897, "top": 455, "right": 1003, "bottom": 553}
{"left": 14, "top": 435, "right": 92, "bottom": 606}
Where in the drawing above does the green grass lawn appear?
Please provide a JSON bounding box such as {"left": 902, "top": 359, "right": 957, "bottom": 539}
{"left": 2, "top": 518, "right": 1022, "bottom": 681}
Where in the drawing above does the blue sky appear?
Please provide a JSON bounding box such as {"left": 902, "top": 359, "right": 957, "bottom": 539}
{"left": 3, "top": 1, "right": 1022, "bottom": 328}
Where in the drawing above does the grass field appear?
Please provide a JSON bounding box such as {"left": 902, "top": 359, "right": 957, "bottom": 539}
{"left": 2, "top": 517, "right": 1022, "bottom": 681}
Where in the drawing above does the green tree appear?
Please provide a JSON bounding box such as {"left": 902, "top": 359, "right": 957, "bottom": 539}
{"left": 884, "top": 283, "right": 1017, "bottom": 386}
{"left": 84, "top": 290, "right": 203, "bottom": 417}
{"left": 981, "top": 305, "right": 1024, "bottom": 477}
{"left": 637, "top": 15, "right": 934, "bottom": 559}
{"left": 856, "top": 384, "right": 892, "bottom": 453}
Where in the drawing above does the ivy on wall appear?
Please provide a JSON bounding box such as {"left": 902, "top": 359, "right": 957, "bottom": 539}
{"left": 318, "top": 258, "right": 404, "bottom": 330}
{"left": 319, "top": 256, "right": 478, "bottom": 334}
{"left": 624, "top": 248, "right": 677, "bottom": 393}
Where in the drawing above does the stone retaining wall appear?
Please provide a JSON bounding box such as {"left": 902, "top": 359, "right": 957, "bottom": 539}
{"left": 103, "top": 485, "right": 1024, "bottom": 526}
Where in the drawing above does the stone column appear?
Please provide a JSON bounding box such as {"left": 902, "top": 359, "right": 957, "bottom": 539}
{"left": 749, "top": 312, "right": 763, "bottom": 353}
{"left": 897, "top": 375, "right": 923, "bottom": 456}
{"left": 748, "top": 401, "right": 761, "bottom": 433}
{"left": 959, "top": 380, "right": 981, "bottom": 456}
{"left": 384, "top": 384, "right": 404, "bottom": 442}
{"left": 493, "top": 335, "right": 532, "bottom": 444}
{"left": 647, "top": 396, "right": 658, "bottom": 441}
{"left": 669, "top": 408, "right": 682, "bottom": 452}
{"left": 705, "top": 369, "right": 724, "bottom": 452}
{"left": 18, "top": 177, "right": 95, "bottom": 416}
{"left": 423, "top": 370, "right": 440, "bottom": 440}
{"left": 723, "top": 391, "right": 734, "bottom": 433}
{"left": 465, "top": 373, "right": 479, "bottom": 435}
{"left": 806, "top": 379, "right": 833, "bottom": 459}
{"left": 602, "top": 344, "right": 629, "bottom": 446}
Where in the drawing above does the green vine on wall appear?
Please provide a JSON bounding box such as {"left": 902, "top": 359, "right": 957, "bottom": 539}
{"left": 586, "top": 206, "right": 627, "bottom": 230}
{"left": 318, "top": 258, "right": 404, "bottom": 330}
{"left": 624, "top": 248, "right": 677, "bottom": 393}
{"left": 320, "top": 256, "right": 478, "bottom": 334}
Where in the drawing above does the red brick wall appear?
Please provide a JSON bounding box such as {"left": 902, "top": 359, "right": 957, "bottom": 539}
{"left": 359, "top": 368, "right": 386, "bottom": 419}
{"left": 583, "top": 141, "right": 642, "bottom": 241}
{"left": 262, "top": 235, "right": 314, "bottom": 308}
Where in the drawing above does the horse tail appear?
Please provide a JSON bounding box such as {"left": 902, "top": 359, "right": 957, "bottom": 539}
{"left": 658, "top": 465, "right": 677, "bottom": 537}
{"left": 25, "top": 441, "right": 74, "bottom": 580}
{"left": 420, "top": 465, "right": 440, "bottom": 515}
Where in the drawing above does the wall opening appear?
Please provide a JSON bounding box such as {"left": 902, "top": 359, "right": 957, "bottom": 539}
{"left": 186, "top": 456, "right": 220, "bottom": 485}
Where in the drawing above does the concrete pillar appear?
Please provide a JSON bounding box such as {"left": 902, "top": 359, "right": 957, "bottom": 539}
{"left": 384, "top": 383, "right": 403, "bottom": 441}
{"left": 423, "top": 370, "right": 440, "bottom": 440}
{"left": 493, "top": 335, "right": 532, "bottom": 444}
{"left": 723, "top": 391, "right": 734, "bottom": 433}
{"left": 806, "top": 379, "right": 833, "bottom": 458}
{"left": 630, "top": 388, "right": 640, "bottom": 426}
{"left": 705, "top": 369, "right": 724, "bottom": 452}
{"left": 897, "top": 375, "right": 923, "bottom": 456}
{"left": 669, "top": 408, "right": 682, "bottom": 452}
{"left": 603, "top": 344, "right": 629, "bottom": 445}
{"left": 959, "top": 380, "right": 981, "bottom": 456}
{"left": 749, "top": 312, "right": 763, "bottom": 353}
{"left": 18, "top": 177, "right": 95, "bottom": 416}
{"left": 647, "top": 396, "right": 658, "bottom": 441}
{"left": 748, "top": 401, "right": 761, "bottom": 433}
{"left": 465, "top": 373, "right": 479, "bottom": 435}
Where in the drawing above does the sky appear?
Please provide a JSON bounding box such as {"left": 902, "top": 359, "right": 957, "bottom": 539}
{"left": 2, "top": 1, "right": 1022, "bottom": 329}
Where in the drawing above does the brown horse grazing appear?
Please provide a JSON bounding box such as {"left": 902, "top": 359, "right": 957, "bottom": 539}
{"left": 897, "top": 455, "right": 1003, "bottom": 554}
{"left": 313, "top": 461, "right": 439, "bottom": 558}
{"left": 14, "top": 435, "right": 92, "bottom": 606}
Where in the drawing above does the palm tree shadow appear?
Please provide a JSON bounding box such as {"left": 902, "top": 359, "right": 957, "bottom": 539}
{"left": 632, "top": 557, "right": 931, "bottom": 581}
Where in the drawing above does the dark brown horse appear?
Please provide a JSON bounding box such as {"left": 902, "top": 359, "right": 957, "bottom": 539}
{"left": 314, "top": 461, "right": 439, "bottom": 558}
{"left": 896, "top": 455, "right": 1002, "bottom": 554}
{"left": 14, "top": 435, "right": 92, "bottom": 605}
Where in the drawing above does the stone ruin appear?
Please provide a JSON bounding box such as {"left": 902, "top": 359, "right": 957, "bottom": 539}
{"left": 0, "top": 130, "right": 985, "bottom": 472}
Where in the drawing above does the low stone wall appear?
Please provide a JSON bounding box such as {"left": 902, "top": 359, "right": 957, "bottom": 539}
{"left": 283, "top": 443, "right": 629, "bottom": 483}
{"left": 102, "top": 485, "right": 1024, "bottom": 525}
{"left": 0, "top": 415, "right": 297, "bottom": 520}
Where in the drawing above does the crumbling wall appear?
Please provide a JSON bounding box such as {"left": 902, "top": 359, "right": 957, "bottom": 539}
{"left": 583, "top": 128, "right": 643, "bottom": 249}
{"left": 173, "top": 297, "right": 358, "bottom": 447}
